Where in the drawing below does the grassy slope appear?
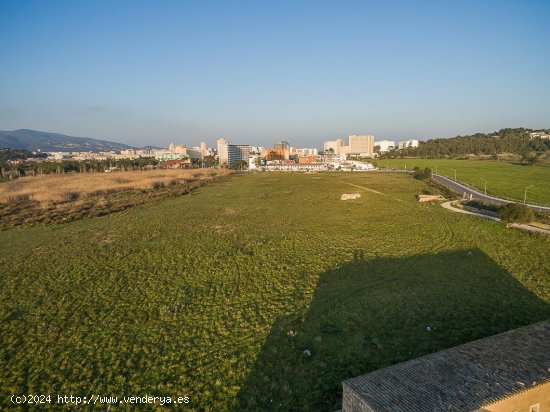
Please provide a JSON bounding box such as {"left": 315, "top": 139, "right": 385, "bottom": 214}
{"left": 0, "top": 173, "right": 548, "bottom": 411}
{"left": 378, "top": 159, "right": 550, "bottom": 205}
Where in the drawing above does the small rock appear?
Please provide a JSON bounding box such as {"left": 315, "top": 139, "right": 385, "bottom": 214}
{"left": 303, "top": 349, "right": 312, "bottom": 356}
{"left": 341, "top": 193, "right": 361, "bottom": 201}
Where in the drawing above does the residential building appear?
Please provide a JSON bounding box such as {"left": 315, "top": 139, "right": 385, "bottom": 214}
{"left": 265, "top": 147, "right": 288, "bottom": 160}
{"left": 374, "top": 140, "right": 395, "bottom": 153}
{"left": 530, "top": 131, "right": 550, "bottom": 140}
{"left": 174, "top": 144, "right": 187, "bottom": 155}
{"left": 227, "top": 144, "right": 250, "bottom": 167}
{"left": 344, "top": 134, "right": 375, "bottom": 156}
{"left": 217, "top": 138, "right": 229, "bottom": 166}
{"left": 293, "top": 147, "right": 319, "bottom": 156}
{"left": 154, "top": 152, "right": 185, "bottom": 162}
{"left": 264, "top": 141, "right": 290, "bottom": 160}
{"left": 298, "top": 155, "right": 318, "bottom": 164}
{"left": 342, "top": 320, "right": 550, "bottom": 412}
{"left": 264, "top": 160, "right": 328, "bottom": 172}
{"left": 159, "top": 159, "right": 191, "bottom": 169}
{"left": 398, "top": 139, "right": 420, "bottom": 149}
{"left": 324, "top": 138, "right": 345, "bottom": 154}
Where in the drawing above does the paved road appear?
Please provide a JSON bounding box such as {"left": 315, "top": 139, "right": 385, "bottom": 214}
{"left": 432, "top": 174, "right": 550, "bottom": 214}
{"left": 441, "top": 201, "right": 550, "bottom": 235}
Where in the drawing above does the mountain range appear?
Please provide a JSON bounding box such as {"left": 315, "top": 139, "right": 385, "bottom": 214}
{"left": 0, "top": 129, "right": 139, "bottom": 152}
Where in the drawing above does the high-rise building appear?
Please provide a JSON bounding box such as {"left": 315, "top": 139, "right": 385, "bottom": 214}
{"left": 217, "top": 138, "right": 229, "bottom": 165}
{"left": 347, "top": 135, "right": 374, "bottom": 155}
{"left": 265, "top": 141, "right": 290, "bottom": 160}
{"left": 200, "top": 142, "right": 207, "bottom": 157}
{"left": 323, "top": 138, "right": 345, "bottom": 154}
{"left": 227, "top": 144, "right": 250, "bottom": 167}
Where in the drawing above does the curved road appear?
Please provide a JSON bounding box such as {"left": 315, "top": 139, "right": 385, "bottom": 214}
{"left": 431, "top": 174, "right": 550, "bottom": 214}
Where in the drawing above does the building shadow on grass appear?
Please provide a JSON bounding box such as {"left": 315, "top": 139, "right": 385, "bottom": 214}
{"left": 235, "top": 249, "right": 550, "bottom": 411}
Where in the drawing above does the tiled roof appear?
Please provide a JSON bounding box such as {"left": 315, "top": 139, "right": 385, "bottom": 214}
{"left": 343, "top": 320, "right": 550, "bottom": 411}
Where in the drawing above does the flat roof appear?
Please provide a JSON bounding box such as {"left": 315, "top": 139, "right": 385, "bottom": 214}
{"left": 343, "top": 320, "right": 550, "bottom": 411}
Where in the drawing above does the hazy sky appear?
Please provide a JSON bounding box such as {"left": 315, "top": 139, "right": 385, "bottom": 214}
{"left": 1, "top": 0, "right": 549, "bottom": 148}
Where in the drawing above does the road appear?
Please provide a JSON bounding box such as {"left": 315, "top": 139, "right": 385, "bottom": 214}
{"left": 440, "top": 201, "right": 550, "bottom": 235}
{"left": 431, "top": 174, "right": 550, "bottom": 214}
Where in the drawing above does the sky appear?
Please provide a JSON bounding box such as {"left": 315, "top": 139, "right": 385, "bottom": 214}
{"left": 0, "top": 0, "right": 549, "bottom": 148}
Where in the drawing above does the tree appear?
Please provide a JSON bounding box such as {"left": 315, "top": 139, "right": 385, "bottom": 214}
{"left": 230, "top": 160, "right": 248, "bottom": 170}
{"left": 267, "top": 151, "right": 284, "bottom": 161}
{"left": 498, "top": 203, "right": 534, "bottom": 224}
{"left": 203, "top": 155, "right": 216, "bottom": 167}
{"left": 414, "top": 167, "right": 432, "bottom": 180}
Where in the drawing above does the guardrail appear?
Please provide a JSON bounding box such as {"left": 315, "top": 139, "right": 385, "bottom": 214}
{"left": 432, "top": 174, "right": 550, "bottom": 208}
{"left": 378, "top": 168, "right": 550, "bottom": 208}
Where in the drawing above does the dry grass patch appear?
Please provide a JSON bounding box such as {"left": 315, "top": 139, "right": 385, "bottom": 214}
{"left": 0, "top": 169, "right": 228, "bottom": 203}
{"left": 0, "top": 169, "right": 231, "bottom": 228}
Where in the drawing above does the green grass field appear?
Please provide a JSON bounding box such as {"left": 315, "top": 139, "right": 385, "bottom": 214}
{"left": 377, "top": 159, "right": 550, "bottom": 206}
{"left": 1, "top": 173, "right": 549, "bottom": 411}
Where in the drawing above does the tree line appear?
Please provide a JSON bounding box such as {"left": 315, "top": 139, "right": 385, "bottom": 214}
{"left": 1, "top": 153, "right": 160, "bottom": 178}
{"left": 380, "top": 128, "right": 550, "bottom": 159}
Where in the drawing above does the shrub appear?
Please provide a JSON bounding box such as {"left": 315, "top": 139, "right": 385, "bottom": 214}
{"left": 414, "top": 167, "right": 432, "bottom": 180}
{"left": 498, "top": 203, "right": 534, "bottom": 223}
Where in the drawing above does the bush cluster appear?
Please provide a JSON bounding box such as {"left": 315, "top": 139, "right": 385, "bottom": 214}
{"left": 498, "top": 203, "right": 534, "bottom": 223}
{"left": 414, "top": 167, "right": 432, "bottom": 180}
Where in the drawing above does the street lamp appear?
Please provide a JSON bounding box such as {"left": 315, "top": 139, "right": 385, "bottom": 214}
{"left": 524, "top": 185, "right": 534, "bottom": 204}
{"left": 480, "top": 178, "right": 487, "bottom": 195}
{"left": 450, "top": 168, "right": 457, "bottom": 182}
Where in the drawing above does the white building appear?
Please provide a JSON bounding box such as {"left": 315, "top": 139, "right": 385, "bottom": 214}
{"left": 325, "top": 135, "right": 375, "bottom": 157}
{"left": 398, "top": 139, "right": 420, "bottom": 149}
{"left": 347, "top": 160, "right": 376, "bottom": 170}
{"left": 530, "top": 132, "right": 550, "bottom": 140}
{"left": 374, "top": 140, "right": 395, "bottom": 153}
{"left": 293, "top": 147, "right": 319, "bottom": 156}
{"left": 345, "top": 135, "right": 374, "bottom": 156}
{"left": 323, "top": 138, "right": 345, "bottom": 154}
{"left": 217, "top": 138, "right": 229, "bottom": 165}
{"left": 264, "top": 161, "right": 328, "bottom": 172}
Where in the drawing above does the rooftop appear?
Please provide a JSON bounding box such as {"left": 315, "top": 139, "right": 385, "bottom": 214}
{"left": 343, "top": 320, "right": 550, "bottom": 411}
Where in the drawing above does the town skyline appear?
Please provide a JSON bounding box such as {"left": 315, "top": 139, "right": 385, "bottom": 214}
{"left": 1, "top": 1, "right": 549, "bottom": 147}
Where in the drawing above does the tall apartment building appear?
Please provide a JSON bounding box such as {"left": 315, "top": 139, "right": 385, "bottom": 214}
{"left": 323, "top": 138, "right": 345, "bottom": 154}
{"left": 200, "top": 142, "right": 207, "bottom": 157}
{"left": 228, "top": 144, "right": 250, "bottom": 167}
{"left": 217, "top": 138, "right": 229, "bottom": 165}
{"left": 346, "top": 135, "right": 374, "bottom": 156}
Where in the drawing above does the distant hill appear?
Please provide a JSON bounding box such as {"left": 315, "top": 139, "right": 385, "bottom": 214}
{"left": 397, "top": 128, "right": 550, "bottom": 158}
{"left": 0, "top": 129, "right": 136, "bottom": 152}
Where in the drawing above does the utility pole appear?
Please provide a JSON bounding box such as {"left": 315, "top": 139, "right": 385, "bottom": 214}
{"left": 524, "top": 185, "right": 533, "bottom": 204}
{"left": 433, "top": 164, "right": 438, "bottom": 174}
{"left": 480, "top": 178, "right": 487, "bottom": 195}
{"left": 451, "top": 168, "right": 457, "bottom": 182}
